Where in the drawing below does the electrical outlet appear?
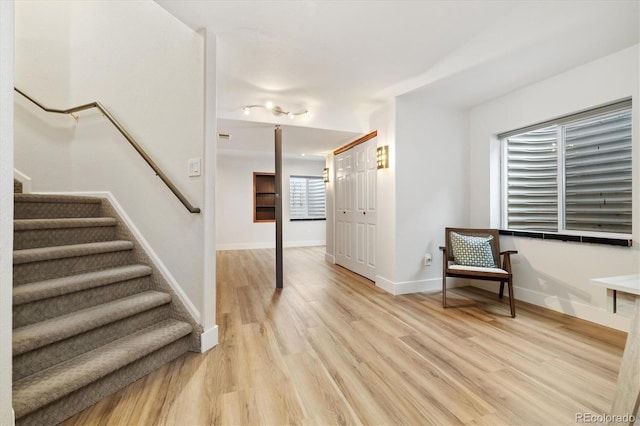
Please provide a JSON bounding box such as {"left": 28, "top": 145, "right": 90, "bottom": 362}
{"left": 424, "top": 253, "right": 432, "bottom": 267}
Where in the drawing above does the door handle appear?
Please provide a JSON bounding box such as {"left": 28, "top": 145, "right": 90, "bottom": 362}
{"left": 343, "top": 211, "right": 346, "bottom": 214}
{"left": 363, "top": 211, "right": 366, "bottom": 215}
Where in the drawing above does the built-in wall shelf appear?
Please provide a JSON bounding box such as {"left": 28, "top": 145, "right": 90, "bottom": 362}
{"left": 253, "top": 172, "right": 276, "bottom": 222}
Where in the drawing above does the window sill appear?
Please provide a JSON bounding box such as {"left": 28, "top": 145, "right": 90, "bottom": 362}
{"left": 290, "top": 218, "right": 326, "bottom": 222}
{"left": 499, "top": 230, "right": 632, "bottom": 247}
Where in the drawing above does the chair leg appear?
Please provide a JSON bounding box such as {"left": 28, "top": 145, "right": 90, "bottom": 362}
{"left": 442, "top": 276, "right": 447, "bottom": 308}
{"left": 499, "top": 282, "right": 505, "bottom": 299}
{"left": 508, "top": 280, "right": 516, "bottom": 318}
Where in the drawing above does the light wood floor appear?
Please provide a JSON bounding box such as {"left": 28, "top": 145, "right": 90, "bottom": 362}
{"left": 64, "top": 246, "right": 626, "bottom": 425}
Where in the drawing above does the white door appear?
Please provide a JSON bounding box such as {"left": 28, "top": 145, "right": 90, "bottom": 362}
{"left": 335, "top": 151, "right": 355, "bottom": 271}
{"left": 335, "top": 137, "right": 376, "bottom": 281}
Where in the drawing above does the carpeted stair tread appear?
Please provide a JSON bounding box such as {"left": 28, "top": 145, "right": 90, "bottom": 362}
{"left": 13, "top": 265, "right": 153, "bottom": 306}
{"left": 13, "top": 291, "right": 171, "bottom": 356}
{"left": 11, "top": 192, "right": 199, "bottom": 424}
{"left": 13, "top": 240, "right": 133, "bottom": 265}
{"left": 12, "top": 319, "right": 193, "bottom": 419}
{"left": 13, "top": 193, "right": 103, "bottom": 204}
{"left": 14, "top": 217, "right": 117, "bottom": 230}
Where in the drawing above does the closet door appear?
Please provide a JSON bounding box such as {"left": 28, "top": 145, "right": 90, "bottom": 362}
{"left": 335, "top": 151, "right": 355, "bottom": 271}
{"left": 335, "top": 137, "right": 376, "bottom": 281}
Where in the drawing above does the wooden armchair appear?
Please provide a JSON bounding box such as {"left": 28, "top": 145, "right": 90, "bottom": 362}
{"left": 439, "top": 228, "right": 518, "bottom": 318}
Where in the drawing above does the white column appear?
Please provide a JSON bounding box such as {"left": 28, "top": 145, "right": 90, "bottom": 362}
{"left": 0, "top": 0, "right": 15, "bottom": 422}
{"left": 199, "top": 28, "right": 218, "bottom": 352}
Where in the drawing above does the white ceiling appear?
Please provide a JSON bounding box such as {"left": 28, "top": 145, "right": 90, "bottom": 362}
{"left": 216, "top": 119, "right": 360, "bottom": 158}
{"left": 156, "top": 0, "right": 639, "bottom": 156}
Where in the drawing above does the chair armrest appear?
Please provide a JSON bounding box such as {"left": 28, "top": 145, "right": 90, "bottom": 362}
{"left": 500, "top": 250, "right": 517, "bottom": 272}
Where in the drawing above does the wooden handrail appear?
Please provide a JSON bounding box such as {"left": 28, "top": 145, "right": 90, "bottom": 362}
{"left": 334, "top": 130, "right": 377, "bottom": 155}
{"left": 14, "top": 88, "right": 200, "bottom": 214}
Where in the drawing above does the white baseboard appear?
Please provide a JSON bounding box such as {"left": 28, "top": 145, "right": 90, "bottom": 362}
{"left": 40, "top": 191, "right": 202, "bottom": 324}
{"left": 376, "top": 274, "right": 630, "bottom": 331}
{"left": 375, "top": 275, "right": 396, "bottom": 294}
{"left": 375, "top": 276, "right": 442, "bottom": 295}
{"left": 217, "top": 242, "right": 274, "bottom": 251}
{"left": 395, "top": 278, "right": 442, "bottom": 295}
{"left": 285, "top": 240, "right": 326, "bottom": 248}
{"left": 13, "top": 168, "right": 32, "bottom": 193}
{"left": 217, "top": 240, "right": 326, "bottom": 251}
{"left": 200, "top": 325, "right": 218, "bottom": 352}
{"left": 324, "top": 252, "right": 336, "bottom": 264}
{"left": 513, "top": 285, "right": 630, "bottom": 332}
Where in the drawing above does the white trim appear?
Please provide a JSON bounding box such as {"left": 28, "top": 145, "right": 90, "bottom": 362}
{"left": 217, "top": 240, "right": 326, "bottom": 251}
{"left": 200, "top": 325, "right": 218, "bottom": 353}
{"left": 217, "top": 242, "right": 275, "bottom": 251}
{"left": 13, "top": 168, "right": 32, "bottom": 193}
{"left": 394, "top": 278, "right": 442, "bottom": 295}
{"left": 35, "top": 191, "right": 202, "bottom": 322}
{"left": 375, "top": 275, "right": 397, "bottom": 294}
{"left": 513, "top": 285, "right": 630, "bottom": 332}
{"left": 324, "top": 252, "right": 335, "bottom": 264}
{"left": 285, "top": 240, "right": 325, "bottom": 248}
{"left": 375, "top": 275, "right": 442, "bottom": 295}
{"left": 469, "top": 282, "right": 631, "bottom": 332}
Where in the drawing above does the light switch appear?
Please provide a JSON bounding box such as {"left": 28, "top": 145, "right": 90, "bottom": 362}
{"left": 188, "top": 158, "right": 201, "bottom": 177}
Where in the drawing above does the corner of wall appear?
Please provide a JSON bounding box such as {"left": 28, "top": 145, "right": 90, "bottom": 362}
{"left": 0, "top": 0, "right": 14, "bottom": 422}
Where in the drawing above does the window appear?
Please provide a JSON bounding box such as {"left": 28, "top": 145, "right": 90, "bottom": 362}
{"left": 289, "top": 176, "right": 326, "bottom": 220}
{"left": 502, "top": 100, "right": 632, "bottom": 237}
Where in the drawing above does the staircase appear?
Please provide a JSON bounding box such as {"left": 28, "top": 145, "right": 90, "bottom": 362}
{"left": 12, "top": 186, "right": 200, "bottom": 425}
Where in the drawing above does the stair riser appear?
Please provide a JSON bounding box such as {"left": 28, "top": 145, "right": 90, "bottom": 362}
{"left": 14, "top": 276, "right": 152, "bottom": 328}
{"left": 14, "top": 226, "right": 117, "bottom": 250}
{"left": 13, "top": 250, "right": 135, "bottom": 285}
{"left": 16, "top": 335, "right": 191, "bottom": 425}
{"left": 14, "top": 202, "right": 102, "bottom": 219}
{"left": 13, "top": 305, "right": 172, "bottom": 381}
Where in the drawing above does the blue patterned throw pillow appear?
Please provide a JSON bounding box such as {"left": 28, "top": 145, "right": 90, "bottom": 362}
{"left": 450, "top": 232, "right": 497, "bottom": 268}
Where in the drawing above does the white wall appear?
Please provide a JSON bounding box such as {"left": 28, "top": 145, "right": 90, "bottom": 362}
{"left": 0, "top": 1, "right": 15, "bottom": 422}
{"left": 14, "top": 0, "right": 71, "bottom": 104}
{"left": 469, "top": 45, "right": 640, "bottom": 331}
{"left": 369, "top": 101, "right": 397, "bottom": 290}
{"left": 216, "top": 150, "right": 326, "bottom": 249}
{"left": 14, "top": 1, "right": 209, "bottom": 321}
{"left": 14, "top": 0, "right": 74, "bottom": 191}
{"left": 390, "top": 97, "right": 469, "bottom": 294}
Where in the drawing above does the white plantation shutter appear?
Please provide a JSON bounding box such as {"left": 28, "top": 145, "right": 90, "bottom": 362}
{"left": 506, "top": 126, "right": 559, "bottom": 231}
{"left": 502, "top": 100, "right": 632, "bottom": 236}
{"left": 289, "top": 176, "right": 326, "bottom": 220}
{"left": 289, "top": 177, "right": 306, "bottom": 218}
{"left": 306, "top": 178, "right": 326, "bottom": 217}
{"left": 564, "top": 109, "right": 632, "bottom": 234}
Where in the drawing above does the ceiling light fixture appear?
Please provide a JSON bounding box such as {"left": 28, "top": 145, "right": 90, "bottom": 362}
{"left": 242, "top": 102, "right": 311, "bottom": 120}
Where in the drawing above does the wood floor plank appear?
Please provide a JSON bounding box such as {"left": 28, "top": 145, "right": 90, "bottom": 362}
{"left": 62, "top": 246, "right": 627, "bottom": 426}
{"left": 284, "top": 352, "right": 361, "bottom": 425}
